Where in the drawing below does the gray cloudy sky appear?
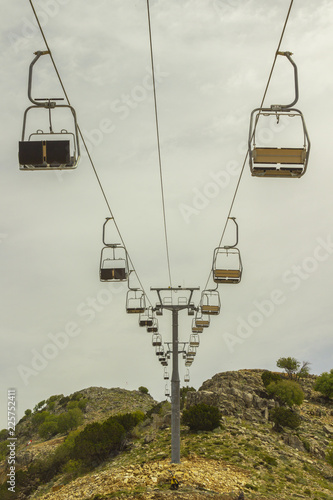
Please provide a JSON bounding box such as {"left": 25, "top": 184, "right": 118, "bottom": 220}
{"left": 1, "top": 0, "right": 333, "bottom": 430}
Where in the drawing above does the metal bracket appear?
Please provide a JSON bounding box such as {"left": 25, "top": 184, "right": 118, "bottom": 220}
{"left": 271, "top": 51, "right": 299, "bottom": 110}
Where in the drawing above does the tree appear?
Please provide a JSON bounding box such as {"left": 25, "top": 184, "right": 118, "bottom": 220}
{"left": 314, "top": 369, "right": 333, "bottom": 399}
{"left": 38, "top": 419, "right": 58, "bottom": 440}
{"left": 276, "top": 357, "right": 310, "bottom": 379}
{"left": 57, "top": 408, "right": 83, "bottom": 434}
{"left": 32, "top": 411, "right": 50, "bottom": 428}
{"left": 266, "top": 380, "right": 304, "bottom": 408}
{"left": 181, "top": 403, "right": 221, "bottom": 432}
{"left": 297, "top": 361, "right": 311, "bottom": 380}
{"left": 270, "top": 407, "right": 301, "bottom": 431}
{"left": 138, "top": 386, "right": 149, "bottom": 394}
{"left": 73, "top": 420, "right": 125, "bottom": 463}
{"left": 261, "top": 371, "right": 282, "bottom": 388}
{"left": 276, "top": 357, "right": 300, "bottom": 378}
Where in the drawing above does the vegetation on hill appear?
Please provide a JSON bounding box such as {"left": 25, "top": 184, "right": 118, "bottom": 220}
{"left": 1, "top": 370, "right": 333, "bottom": 499}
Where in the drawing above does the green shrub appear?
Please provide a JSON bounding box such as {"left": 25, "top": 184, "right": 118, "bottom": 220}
{"left": 78, "top": 398, "right": 89, "bottom": 411}
{"left": 57, "top": 408, "right": 83, "bottom": 434}
{"left": 47, "top": 394, "right": 62, "bottom": 403}
{"left": 61, "top": 458, "right": 84, "bottom": 476}
{"left": 261, "top": 371, "right": 282, "bottom": 388}
{"left": 0, "top": 429, "right": 8, "bottom": 442}
{"left": 181, "top": 403, "right": 221, "bottom": 432}
{"left": 138, "top": 386, "right": 149, "bottom": 394}
{"left": 73, "top": 420, "right": 125, "bottom": 464}
{"left": 146, "top": 402, "right": 164, "bottom": 418}
{"left": 38, "top": 418, "right": 58, "bottom": 440}
{"left": 0, "top": 440, "right": 9, "bottom": 460}
{"left": 59, "top": 396, "right": 70, "bottom": 407}
{"left": 71, "top": 392, "right": 83, "bottom": 401}
{"left": 67, "top": 400, "right": 79, "bottom": 410}
{"left": 24, "top": 409, "right": 32, "bottom": 417}
{"left": 314, "top": 370, "right": 333, "bottom": 399}
{"left": 261, "top": 453, "right": 278, "bottom": 466}
{"left": 48, "top": 401, "right": 56, "bottom": 410}
{"left": 32, "top": 411, "right": 50, "bottom": 428}
{"left": 270, "top": 407, "right": 301, "bottom": 430}
{"left": 110, "top": 411, "right": 145, "bottom": 432}
{"left": 33, "top": 400, "right": 46, "bottom": 412}
{"left": 266, "top": 380, "right": 304, "bottom": 407}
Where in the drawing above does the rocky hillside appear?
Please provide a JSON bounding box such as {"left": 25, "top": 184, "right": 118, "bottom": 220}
{"left": 1, "top": 371, "right": 333, "bottom": 500}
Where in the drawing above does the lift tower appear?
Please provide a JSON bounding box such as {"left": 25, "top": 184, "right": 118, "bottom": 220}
{"left": 151, "top": 286, "right": 199, "bottom": 463}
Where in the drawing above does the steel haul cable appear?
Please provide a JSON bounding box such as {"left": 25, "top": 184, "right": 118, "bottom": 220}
{"left": 201, "top": 0, "right": 296, "bottom": 296}
{"left": 27, "top": 0, "right": 152, "bottom": 307}
{"left": 146, "top": 0, "right": 173, "bottom": 289}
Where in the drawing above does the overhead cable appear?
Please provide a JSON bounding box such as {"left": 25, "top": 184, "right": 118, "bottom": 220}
{"left": 146, "top": 0, "right": 173, "bottom": 289}
{"left": 201, "top": 0, "right": 295, "bottom": 294}
{"left": 28, "top": 0, "right": 152, "bottom": 307}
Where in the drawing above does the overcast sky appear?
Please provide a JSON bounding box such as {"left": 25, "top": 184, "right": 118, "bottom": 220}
{"left": 1, "top": 0, "right": 333, "bottom": 430}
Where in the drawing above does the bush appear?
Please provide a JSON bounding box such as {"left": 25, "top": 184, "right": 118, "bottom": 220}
{"left": 24, "top": 409, "right": 32, "bottom": 417}
{"left": 38, "top": 419, "right": 58, "bottom": 440}
{"left": 78, "top": 398, "right": 89, "bottom": 411}
{"left": 0, "top": 440, "right": 9, "bottom": 460}
{"left": 32, "top": 411, "right": 50, "bottom": 428}
{"left": 0, "top": 429, "right": 8, "bottom": 442}
{"left": 47, "top": 394, "right": 62, "bottom": 403}
{"left": 111, "top": 411, "right": 145, "bottom": 432}
{"left": 138, "top": 386, "right": 149, "bottom": 394}
{"left": 59, "top": 396, "right": 70, "bottom": 407}
{"left": 266, "top": 380, "right": 304, "bottom": 407}
{"left": 57, "top": 408, "right": 83, "bottom": 434}
{"left": 33, "top": 400, "right": 46, "bottom": 412}
{"left": 146, "top": 402, "right": 165, "bottom": 418}
{"left": 314, "top": 370, "right": 333, "bottom": 399}
{"left": 270, "top": 407, "right": 301, "bottom": 430}
{"left": 73, "top": 420, "right": 125, "bottom": 464}
{"left": 181, "top": 403, "right": 221, "bottom": 432}
{"left": 261, "top": 371, "right": 282, "bottom": 388}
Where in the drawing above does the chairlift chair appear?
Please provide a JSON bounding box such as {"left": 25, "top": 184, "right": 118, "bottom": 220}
{"left": 187, "top": 346, "right": 196, "bottom": 357}
{"left": 155, "top": 304, "right": 163, "bottom": 316}
{"left": 213, "top": 217, "right": 242, "bottom": 284}
{"left": 100, "top": 245, "right": 129, "bottom": 282}
{"left": 248, "top": 51, "right": 310, "bottom": 178}
{"left": 152, "top": 333, "right": 162, "bottom": 347}
{"left": 195, "top": 310, "right": 210, "bottom": 328}
{"left": 126, "top": 289, "right": 146, "bottom": 314}
{"left": 160, "top": 356, "right": 168, "bottom": 365}
{"left": 201, "top": 290, "right": 221, "bottom": 315}
{"left": 155, "top": 345, "right": 164, "bottom": 356}
{"left": 188, "top": 303, "right": 195, "bottom": 316}
{"left": 185, "top": 359, "right": 193, "bottom": 367}
{"left": 19, "top": 51, "right": 80, "bottom": 171}
{"left": 164, "top": 368, "right": 169, "bottom": 380}
{"left": 139, "top": 307, "right": 154, "bottom": 327}
{"left": 184, "top": 369, "right": 190, "bottom": 383}
{"left": 165, "top": 384, "right": 170, "bottom": 397}
{"left": 191, "top": 318, "right": 203, "bottom": 334}
{"left": 189, "top": 333, "right": 200, "bottom": 347}
{"left": 147, "top": 317, "right": 158, "bottom": 333}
